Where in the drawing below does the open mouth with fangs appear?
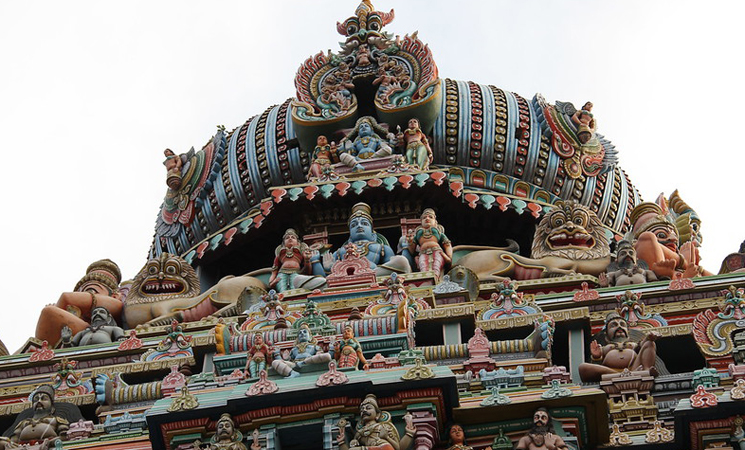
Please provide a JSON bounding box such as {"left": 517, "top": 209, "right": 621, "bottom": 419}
{"left": 547, "top": 231, "right": 595, "bottom": 249}
{"left": 141, "top": 279, "right": 185, "bottom": 295}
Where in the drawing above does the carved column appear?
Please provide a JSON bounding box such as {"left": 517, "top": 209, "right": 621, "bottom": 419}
{"left": 407, "top": 404, "right": 438, "bottom": 450}
{"left": 323, "top": 413, "right": 344, "bottom": 450}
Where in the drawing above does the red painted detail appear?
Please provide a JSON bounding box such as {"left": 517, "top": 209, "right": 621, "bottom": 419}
{"left": 303, "top": 185, "right": 319, "bottom": 200}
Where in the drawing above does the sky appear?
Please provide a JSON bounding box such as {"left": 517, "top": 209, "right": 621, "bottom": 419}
{"left": 1, "top": 1, "right": 744, "bottom": 353}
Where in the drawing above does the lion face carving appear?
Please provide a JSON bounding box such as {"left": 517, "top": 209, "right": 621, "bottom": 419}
{"left": 531, "top": 201, "right": 610, "bottom": 261}
{"left": 126, "top": 253, "right": 201, "bottom": 305}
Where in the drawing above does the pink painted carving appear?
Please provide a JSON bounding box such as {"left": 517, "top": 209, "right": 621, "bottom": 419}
{"left": 29, "top": 341, "right": 54, "bottom": 362}
{"left": 573, "top": 282, "right": 599, "bottom": 302}
{"left": 162, "top": 365, "right": 187, "bottom": 396}
{"left": 117, "top": 330, "right": 143, "bottom": 351}
{"left": 668, "top": 272, "right": 696, "bottom": 290}
{"left": 316, "top": 361, "right": 349, "bottom": 387}
{"left": 246, "top": 370, "right": 278, "bottom": 396}
{"left": 689, "top": 384, "right": 718, "bottom": 408}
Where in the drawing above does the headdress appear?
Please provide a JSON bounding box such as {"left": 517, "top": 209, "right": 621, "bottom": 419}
{"left": 74, "top": 259, "right": 122, "bottom": 293}
{"left": 349, "top": 203, "right": 373, "bottom": 225}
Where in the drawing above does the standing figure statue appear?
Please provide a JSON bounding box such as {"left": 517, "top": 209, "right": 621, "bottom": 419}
{"left": 408, "top": 208, "right": 452, "bottom": 278}
{"left": 268, "top": 229, "right": 321, "bottom": 292}
{"left": 163, "top": 148, "right": 184, "bottom": 190}
{"left": 312, "top": 203, "right": 411, "bottom": 276}
{"left": 61, "top": 306, "right": 126, "bottom": 347}
{"left": 570, "top": 102, "right": 596, "bottom": 145}
{"left": 334, "top": 325, "right": 369, "bottom": 370}
{"left": 308, "top": 135, "right": 339, "bottom": 180}
{"left": 337, "top": 394, "right": 415, "bottom": 450}
{"left": 208, "top": 413, "right": 247, "bottom": 450}
{"left": 515, "top": 408, "right": 568, "bottom": 450}
{"left": 578, "top": 312, "right": 660, "bottom": 382}
{"left": 271, "top": 324, "right": 331, "bottom": 378}
{"left": 245, "top": 333, "right": 273, "bottom": 379}
{"left": 397, "top": 118, "right": 433, "bottom": 170}
{"left": 0, "top": 385, "right": 83, "bottom": 450}
{"left": 36, "top": 259, "right": 123, "bottom": 346}
{"left": 338, "top": 116, "right": 395, "bottom": 172}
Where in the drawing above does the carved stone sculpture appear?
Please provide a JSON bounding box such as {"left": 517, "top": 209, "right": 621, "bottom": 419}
{"left": 578, "top": 312, "right": 660, "bottom": 382}
{"left": 514, "top": 408, "right": 568, "bottom": 450}
{"left": 455, "top": 201, "right": 610, "bottom": 281}
{"left": 336, "top": 394, "right": 415, "bottom": 450}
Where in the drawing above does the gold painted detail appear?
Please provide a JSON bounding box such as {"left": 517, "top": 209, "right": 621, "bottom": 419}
{"left": 418, "top": 304, "right": 474, "bottom": 320}
{"left": 477, "top": 308, "right": 588, "bottom": 330}
{"left": 401, "top": 358, "right": 435, "bottom": 380}
{"left": 168, "top": 386, "right": 199, "bottom": 412}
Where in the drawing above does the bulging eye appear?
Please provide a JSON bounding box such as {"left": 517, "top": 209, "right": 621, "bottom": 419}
{"left": 166, "top": 265, "right": 177, "bottom": 275}
{"left": 345, "top": 19, "right": 359, "bottom": 35}
{"left": 367, "top": 16, "right": 382, "bottom": 31}
{"left": 551, "top": 214, "right": 565, "bottom": 228}
{"left": 148, "top": 265, "right": 158, "bottom": 275}
{"left": 656, "top": 231, "right": 668, "bottom": 239}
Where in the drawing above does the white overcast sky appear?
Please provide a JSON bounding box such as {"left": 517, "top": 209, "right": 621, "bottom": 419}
{"left": 1, "top": 1, "right": 744, "bottom": 353}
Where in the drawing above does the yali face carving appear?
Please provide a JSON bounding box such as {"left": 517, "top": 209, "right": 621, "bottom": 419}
{"left": 128, "top": 253, "right": 200, "bottom": 304}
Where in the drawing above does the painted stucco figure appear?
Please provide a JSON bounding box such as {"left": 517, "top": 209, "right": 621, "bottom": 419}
{"left": 630, "top": 201, "right": 711, "bottom": 279}
{"left": 455, "top": 201, "right": 610, "bottom": 281}
{"left": 313, "top": 202, "right": 411, "bottom": 276}
{"left": 271, "top": 324, "right": 331, "bottom": 378}
{"left": 397, "top": 118, "right": 432, "bottom": 170}
{"left": 208, "top": 413, "right": 247, "bottom": 450}
{"left": 308, "top": 135, "right": 339, "bottom": 180}
{"left": 334, "top": 325, "right": 369, "bottom": 370}
{"left": 336, "top": 394, "right": 415, "bottom": 450}
{"left": 599, "top": 240, "right": 658, "bottom": 287}
{"left": 515, "top": 408, "right": 568, "bottom": 450}
{"left": 245, "top": 333, "right": 272, "bottom": 379}
{"left": 163, "top": 148, "right": 184, "bottom": 190}
{"left": 36, "top": 259, "right": 123, "bottom": 346}
{"left": 408, "top": 208, "right": 452, "bottom": 278}
{"left": 0, "top": 385, "right": 83, "bottom": 450}
{"left": 338, "top": 116, "right": 395, "bottom": 171}
{"left": 578, "top": 312, "right": 660, "bottom": 382}
{"left": 60, "top": 306, "right": 125, "bottom": 347}
{"left": 268, "top": 229, "right": 324, "bottom": 292}
{"left": 124, "top": 253, "right": 266, "bottom": 327}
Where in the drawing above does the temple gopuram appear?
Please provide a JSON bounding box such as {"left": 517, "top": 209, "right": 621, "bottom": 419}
{"left": 3, "top": 2, "right": 745, "bottom": 449}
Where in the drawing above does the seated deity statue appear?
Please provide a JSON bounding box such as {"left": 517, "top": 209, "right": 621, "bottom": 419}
{"left": 61, "top": 306, "right": 126, "bottom": 347}
{"left": 312, "top": 202, "right": 411, "bottom": 277}
{"left": 207, "top": 413, "right": 247, "bottom": 450}
{"left": 271, "top": 324, "right": 331, "bottom": 378}
{"left": 336, "top": 394, "right": 415, "bottom": 450}
{"left": 396, "top": 118, "right": 433, "bottom": 170}
{"left": 515, "top": 408, "right": 568, "bottom": 450}
{"left": 0, "top": 385, "right": 83, "bottom": 450}
{"left": 599, "top": 240, "right": 658, "bottom": 287}
{"left": 268, "top": 228, "right": 326, "bottom": 292}
{"left": 629, "top": 202, "right": 712, "bottom": 279}
{"left": 578, "top": 312, "right": 660, "bottom": 382}
{"left": 36, "top": 259, "right": 124, "bottom": 346}
{"left": 337, "top": 116, "right": 395, "bottom": 171}
{"left": 408, "top": 208, "right": 452, "bottom": 279}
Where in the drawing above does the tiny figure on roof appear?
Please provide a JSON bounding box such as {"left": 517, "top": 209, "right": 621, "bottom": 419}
{"left": 338, "top": 116, "right": 395, "bottom": 172}
{"left": 268, "top": 228, "right": 321, "bottom": 293}
{"left": 163, "top": 148, "right": 184, "bottom": 190}
{"left": 570, "top": 101, "right": 596, "bottom": 145}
